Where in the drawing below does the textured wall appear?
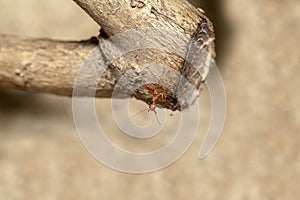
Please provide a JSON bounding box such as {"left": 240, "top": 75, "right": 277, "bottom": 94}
{"left": 0, "top": 0, "right": 300, "bottom": 199}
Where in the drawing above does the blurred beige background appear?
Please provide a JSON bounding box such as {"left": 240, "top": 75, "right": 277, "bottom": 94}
{"left": 0, "top": 0, "right": 300, "bottom": 199}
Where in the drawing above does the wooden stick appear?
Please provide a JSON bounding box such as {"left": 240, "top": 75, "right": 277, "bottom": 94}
{"left": 0, "top": 0, "right": 215, "bottom": 110}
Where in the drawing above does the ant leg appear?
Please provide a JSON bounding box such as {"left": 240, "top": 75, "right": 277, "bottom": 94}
{"left": 130, "top": 107, "right": 149, "bottom": 119}
{"left": 153, "top": 110, "right": 161, "bottom": 125}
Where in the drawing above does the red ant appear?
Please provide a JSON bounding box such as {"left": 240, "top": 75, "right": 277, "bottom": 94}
{"left": 145, "top": 83, "right": 169, "bottom": 125}
{"left": 131, "top": 83, "right": 168, "bottom": 125}
{"left": 131, "top": 67, "right": 171, "bottom": 125}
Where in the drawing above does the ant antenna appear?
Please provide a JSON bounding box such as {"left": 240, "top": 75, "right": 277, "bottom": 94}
{"left": 130, "top": 107, "right": 149, "bottom": 119}
{"left": 151, "top": 110, "right": 161, "bottom": 125}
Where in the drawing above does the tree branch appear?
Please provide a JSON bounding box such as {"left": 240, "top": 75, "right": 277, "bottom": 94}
{"left": 0, "top": 0, "right": 215, "bottom": 111}
{"left": 73, "top": 0, "right": 203, "bottom": 36}
{"left": 0, "top": 34, "right": 108, "bottom": 96}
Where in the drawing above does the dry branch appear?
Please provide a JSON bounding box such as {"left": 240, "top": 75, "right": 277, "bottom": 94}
{"left": 0, "top": 0, "right": 215, "bottom": 110}
{"left": 0, "top": 35, "right": 100, "bottom": 96}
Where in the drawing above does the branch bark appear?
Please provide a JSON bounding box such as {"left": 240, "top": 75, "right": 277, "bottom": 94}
{"left": 0, "top": 34, "right": 101, "bottom": 96}
{"left": 0, "top": 0, "right": 215, "bottom": 111}
{"left": 73, "top": 0, "right": 204, "bottom": 36}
